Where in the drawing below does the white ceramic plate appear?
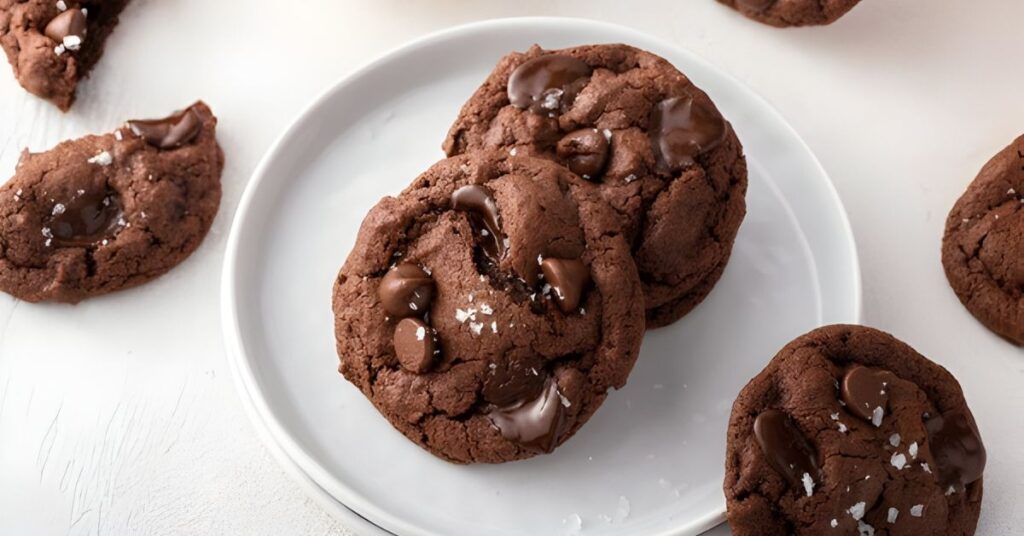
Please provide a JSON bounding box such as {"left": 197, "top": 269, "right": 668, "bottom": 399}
{"left": 222, "top": 17, "right": 861, "bottom": 536}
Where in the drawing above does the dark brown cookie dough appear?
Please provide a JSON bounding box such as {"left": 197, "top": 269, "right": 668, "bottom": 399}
{"left": 725, "top": 325, "right": 986, "bottom": 536}
{"left": 444, "top": 44, "right": 747, "bottom": 328}
{"left": 718, "top": 0, "right": 862, "bottom": 27}
{"left": 0, "top": 0, "right": 129, "bottom": 110}
{"left": 942, "top": 135, "right": 1024, "bottom": 345}
{"left": 332, "top": 151, "right": 645, "bottom": 464}
{"left": 0, "top": 101, "right": 223, "bottom": 302}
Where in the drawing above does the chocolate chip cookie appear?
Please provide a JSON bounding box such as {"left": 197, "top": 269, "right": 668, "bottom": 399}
{"left": 0, "top": 0, "right": 130, "bottom": 110}
{"left": 0, "top": 102, "right": 223, "bottom": 302}
{"left": 332, "top": 151, "right": 645, "bottom": 463}
{"left": 718, "top": 0, "right": 862, "bottom": 27}
{"left": 444, "top": 44, "right": 747, "bottom": 328}
{"left": 942, "top": 135, "right": 1024, "bottom": 345}
{"left": 725, "top": 325, "right": 986, "bottom": 535}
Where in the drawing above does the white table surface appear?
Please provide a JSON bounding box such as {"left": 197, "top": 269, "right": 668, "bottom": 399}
{"left": 1, "top": 1, "right": 1021, "bottom": 535}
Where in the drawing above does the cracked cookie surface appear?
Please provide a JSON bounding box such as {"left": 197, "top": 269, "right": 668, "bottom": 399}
{"left": 332, "top": 151, "right": 644, "bottom": 464}
{"left": 942, "top": 135, "right": 1024, "bottom": 345}
{"left": 0, "top": 0, "right": 130, "bottom": 110}
{"left": 717, "top": 0, "right": 862, "bottom": 27}
{"left": 0, "top": 101, "right": 223, "bottom": 302}
{"left": 725, "top": 324, "right": 985, "bottom": 535}
{"left": 443, "top": 44, "right": 747, "bottom": 328}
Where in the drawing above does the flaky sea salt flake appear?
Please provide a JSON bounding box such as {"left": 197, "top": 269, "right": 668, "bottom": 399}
{"left": 871, "top": 406, "right": 884, "bottom": 427}
{"left": 887, "top": 507, "right": 899, "bottom": 523}
{"left": 910, "top": 505, "right": 924, "bottom": 517}
{"left": 801, "top": 472, "right": 815, "bottom": 496}
{"left": 848, "top": 502, "right": 866, "bottom": 521}
{"left": 890, "top": 452, "right": 907, "bottom": 470}
{"left": 88, "top": 151, "right": 112, "bottom": 166}
{"left": 62, "top": 35, "right": 82, "bottom": 51}
{"left": 558, "top": 392, "right": 571, "bottom": 408}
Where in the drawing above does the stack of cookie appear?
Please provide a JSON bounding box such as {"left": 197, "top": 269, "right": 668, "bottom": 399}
{"left": 331, "top": 44, "right": 748, "bottom": 463}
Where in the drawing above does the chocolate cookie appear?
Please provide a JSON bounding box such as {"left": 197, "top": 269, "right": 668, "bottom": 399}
{"left": 725, "top": 325, "right": 986, "bottom": 535}
{"left": 0, "top": 102, "right": 223, "bottom": 302}
{"left": 443, "top": 44, "right": 747, "bottom": 328}
{"left": 332, "top": 151, "right": 645, "bottom": 463}
{"left": 0, "top": 0, "right": 130, "bottom": 110}
{"left": 718, "top": 0, "right": 862, "bottom": 27}
{"left": 942, "top": 135, "right": 1024, "bottom": 345}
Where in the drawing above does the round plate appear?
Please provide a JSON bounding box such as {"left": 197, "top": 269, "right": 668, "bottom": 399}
{"left": 221, "top": 17, "right": 861, "bottom": 536}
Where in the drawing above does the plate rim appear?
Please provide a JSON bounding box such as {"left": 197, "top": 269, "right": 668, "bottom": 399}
{"left": 221, "top": 15, "right": 863, "bottom": 536}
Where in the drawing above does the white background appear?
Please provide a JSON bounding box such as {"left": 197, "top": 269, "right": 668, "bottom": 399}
{"left": 0, "top": 1, "right": 1021, "bottom": 535}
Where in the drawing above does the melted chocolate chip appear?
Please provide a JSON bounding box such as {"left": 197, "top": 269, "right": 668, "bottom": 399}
{"left": 45, "top": 8, "right": 87, "bottom": 43}
{"left": 488, "top": 379, "right": 567, "bottom": 453}
{"left": 451, "top": 184, "right": 506, "bottom": 261}
{"left": 925, "top": 410, "right": 986, "bottom": 490}
{"left": 482, "top": 356, "right": 546, "bottom": 408}
{"left": 540, "top": 257, "right": 591, "bottom": 313}
{"left": 127, "top": 105, "right": 203, "bottom": 149}
{"left": 507, "top": 54, "right": 592, "bottom": 116}
{"left": 841, "top": 366, "right": 897, "bottom": 423}
{"left": 393, "top": 317, "right": 437, "bottom": 374}
{"left": 556, "top": 129, "right": 610, "bottom": 179}
{"left": 378, "top": 263, "right": 434, "bottom": 318}
{"left": 753, "top": 409, "right": 819, "bottom": 488}
{"left": 649, "top": 96, "right": 727, "bottom": 172}
{"left": 49, "top": 189, "right": 122, "bottom": 247}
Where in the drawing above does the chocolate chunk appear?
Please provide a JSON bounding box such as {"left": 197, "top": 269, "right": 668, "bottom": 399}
{"left": 393, "top": 317, "right": 437, "bottom": 374}
{"left": 925, "top": 410, "right": 986, "bottom": 490}
{"left": 44, "top": 8, "right": 87, "bottom": 44}
{"left": 556, "top": 129, "right": 610, "bottom": 179}
{"left": 650, "top": 96, "right": 727, "bottom": 172}
{"left": 841, "top": 366, "right": 896, "bottom": 423}
{"left": 378, "top": 263, "right": 434, "bottom": 318}
{"left": 482, "top": 356, "right": 546, "bottom": 408}
{"left": 507, "top": 54, "right": 592, "bottom": 116}
{"left": 541, "top": 257, "right": 591, "bottom": 313}
{"left": 753, "top": 409, "right": 819, "bottom": 488}
{"left": 49, "top": 188, "right": 122, "bottom": 247}
{"left": 488, "top": 379, "right": 567, "bottom": 453}
{"left": 127, "top": 105, "right": 204, "bottom": 149}
{"left": 451, "top": 184, "right": 506, "bottom": 260}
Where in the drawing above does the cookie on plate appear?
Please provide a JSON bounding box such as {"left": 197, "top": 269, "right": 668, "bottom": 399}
{"left": 718, "top": 0, "right": 862, "bottom": 27}
{"left": 942, "top": 135, "right": 1024, "bottom": 345}
{"left": 725, "top": 325, "right": 985, "bottom": 535}
{"left": 0, "top": 0, "right": 130, "bottom": 110}
{"left": 444, "top": 44, "right": 747, "bottom": 328}
{"left": 0, "top": 101, "right": 223, "bottom": 303}
{"left": 332, "top": 151, "right": 644, "bottom": 464}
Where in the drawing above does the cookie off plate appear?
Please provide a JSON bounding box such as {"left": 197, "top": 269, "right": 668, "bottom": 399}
{"left": 221, "top": 17, "right": 861, "bottom": 536}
